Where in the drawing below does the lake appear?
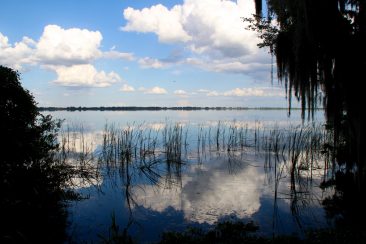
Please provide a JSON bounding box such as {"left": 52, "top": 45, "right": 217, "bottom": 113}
{"left": 46, "top": 109, "right": 334, "bottom": 243}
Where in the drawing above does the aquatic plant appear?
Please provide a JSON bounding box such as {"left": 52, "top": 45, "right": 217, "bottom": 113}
{"left": 60, "top": 118, "right": 336, "bottom": 240}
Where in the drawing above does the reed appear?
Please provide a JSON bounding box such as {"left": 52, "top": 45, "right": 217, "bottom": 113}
{"left": 58, "top": 123, "right": 100, "bottom": 189}
{"left": 60, "top": 120, "right": 335, "bottom": 212}
{"left": 58, "top": 119, "right": 337, "bottom": 240}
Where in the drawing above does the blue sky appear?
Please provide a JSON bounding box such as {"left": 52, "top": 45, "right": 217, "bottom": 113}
{"left": 0, "top": 0, "right": 294, "bottom": 107}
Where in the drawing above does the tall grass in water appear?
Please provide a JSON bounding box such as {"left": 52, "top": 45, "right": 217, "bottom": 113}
{"left": 99, "top": 122, "right": 186, "bottom": 167}
{"left": 163, "top": 123, "right": 186, "bottom": 186}
{"left": 61, "top": 121, "right": 334, "bottom": 193}
{"left": 261, "top": 123, "right": 334, "bottom": 232}
{"left": 99, "top": 123, "right": 158, "bottom": 192}
{"left": 163, "top": 123, "right": 184, "bottom": 164}
{"left": 97, "top": 120, "right": 334, "bottom": 173}
{"left": 98, "top": 122, "right": 188, "bottom": 188}
{"left": 61, "top": 120, "right": 335, "bottom": 238}
{"left": 58, "top": 123, "right": 100, "bottom": 189}
{"left": 262, "top": 124, "right": 331, "bottom": 174}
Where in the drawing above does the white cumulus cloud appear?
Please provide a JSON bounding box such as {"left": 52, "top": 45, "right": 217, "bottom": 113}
{"left": 36, "top": 25, "right": 103, "bottom": 65}
{"left": 1, "top": 25, "right": 134, "bottom": 88}
{"left": 207, "top": 90, "right": 220, "bottom": 97}
{"left": 123, "top": 4, "right": 191, "bottom": 43}
{"left": 0, "top": 33, "right": 8, "bottom": 48}
{"left": 121, "top": 0, "right": 273, "bottom": 80}
{"left": 144, "top": 86, "right": 168, "bottom": 95}
{"left": 223, "top": 87, "right": 283, "bottom": 97}
{"left": 122, "top": 0, "right": 258, "bottom": 59}
{"left": 120, "top": 84, "right": 135, "bottom": 92}
{"left": 102, "top": 50, "right": 135, "bottom": 60}
{"left": 138, "top": 57, "right": 166, "bottom": 69}
{"left": 0, "top": 33, "right": 36, "bottom": 70}
{"left": 51, "top": 64, "right": 120, "bottom": 87}
{"left": 196, "top": 87, "right": 283, "bottom": 97}
{"left": 174, "top": 89, "right": 188, "bottom": 97}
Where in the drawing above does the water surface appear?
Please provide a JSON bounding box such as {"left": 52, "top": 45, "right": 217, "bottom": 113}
{"left": 47, "top": 109, "right": 332, "bottom": 243}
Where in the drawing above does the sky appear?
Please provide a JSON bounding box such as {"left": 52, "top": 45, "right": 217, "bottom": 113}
{"left": 0, "top": 0, "right": 295, "bottom": 107}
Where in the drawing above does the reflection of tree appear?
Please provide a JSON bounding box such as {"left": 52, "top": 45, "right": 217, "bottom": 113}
{"left": 251, "top": 0, "right": 366, "bottom": 232}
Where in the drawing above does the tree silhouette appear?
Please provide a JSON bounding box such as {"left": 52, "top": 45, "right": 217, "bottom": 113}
{"left": 250, "top": 0, "right": 366, "bottom": 231}
{"left": 0, "top": 66, "right": 71, "bottom": 243}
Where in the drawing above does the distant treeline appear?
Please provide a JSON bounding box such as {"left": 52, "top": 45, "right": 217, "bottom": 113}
{"left": 38, "top": 106, "right": 311, "bottom": 112}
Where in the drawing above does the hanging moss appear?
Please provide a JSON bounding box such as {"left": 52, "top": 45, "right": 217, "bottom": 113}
{"left": 249, "top": 0, "right": 366, "bottom": 232}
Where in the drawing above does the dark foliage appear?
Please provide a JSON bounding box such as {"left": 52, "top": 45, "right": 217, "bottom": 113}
{"left": 0, "top": 66, "right": 75, "bottom": 243}
{"left": 158, "top": 221, "right": 366, "bottom": 244}
{"left": 249, "top": 0, "right": 366, "bottom": 235}
{"left": 250, "top": 0, "right": 365, "bottom": 121}
{"left": 159, "top": 221, "right": 262, "bottom": 244}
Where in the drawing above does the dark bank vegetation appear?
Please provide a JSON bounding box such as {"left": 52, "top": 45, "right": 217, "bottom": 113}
{"left": 157, "top": 223, "right": 366, "bottom": 244}
{"left": 38, "top": 106, "right": 303, "bottom": 112}
{"left": 158, "top": 221, "right": 366, "bottom": 244}
{"left": 99, "top": 219, "right": 366, "bottom": 244}
{"left": 0, "top": 66, "right": 95, "bottom": 243}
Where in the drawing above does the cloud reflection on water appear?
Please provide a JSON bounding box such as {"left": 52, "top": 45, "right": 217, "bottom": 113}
{"left": 132, "top": 158, "right": 265, "bottom": 224}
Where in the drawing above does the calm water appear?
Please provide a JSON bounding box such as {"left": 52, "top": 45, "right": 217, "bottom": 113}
{"left": 47, "top": 110, "right": 333, "bottom": 243}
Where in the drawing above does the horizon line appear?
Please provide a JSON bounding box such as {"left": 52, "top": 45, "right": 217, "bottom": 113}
{"left": 38, "top": 106, "right": 323, "bottom": 112}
